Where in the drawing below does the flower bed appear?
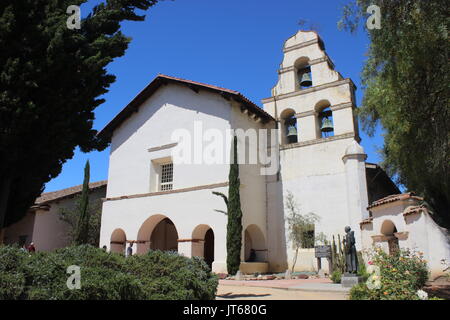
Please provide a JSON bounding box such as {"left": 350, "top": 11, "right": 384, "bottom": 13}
{"left": 350, "top": 248, "right": 432, "bottom": 300}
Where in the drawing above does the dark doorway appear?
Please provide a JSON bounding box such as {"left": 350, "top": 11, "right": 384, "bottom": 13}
{"left": 204, "top": 229, "right": 214, "bottom": 269}
{"left": 150, "top": 218, "right": 178, "bottom": 251}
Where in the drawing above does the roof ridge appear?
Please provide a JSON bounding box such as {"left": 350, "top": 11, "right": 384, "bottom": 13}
{"left": 157, "top": 74, "right": 240, "bottom": 95}
{"left": 36, "top": 180, "right": 107, "bottom": 204}
{"left": 98, "top": 74, "right": 276, "bottom": 139}
{"left": 368, "top": 192, "right": 422, "bottom": 209}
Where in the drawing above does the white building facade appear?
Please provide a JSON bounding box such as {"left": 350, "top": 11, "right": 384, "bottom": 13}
{"left": 360, "top": 193, "right": 450, "bottom": 279}
{"left": 98, "top": 31, "right": 423, "bottom": 274}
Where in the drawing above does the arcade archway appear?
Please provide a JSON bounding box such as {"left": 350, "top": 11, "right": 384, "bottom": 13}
{"left": 110, "top": 228, "right": 127, "bottom": 254}
{"left": 136, "top": 215, "right": 179, "bottom": 254}
{"left": 191, "top": 224, "right": 215, "bottom": 268}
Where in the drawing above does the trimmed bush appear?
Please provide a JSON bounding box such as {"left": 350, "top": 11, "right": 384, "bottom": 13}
{"left": 0, "top": 245, "right": 218, "bottom": 300}
{"left": 125, "top": 250, "right": 218, "bottom": 300}
{"left": 330, "top": 270, "right": 342, "bottom": 283}
{"left": 350, "top": 248, "right": 429, "bottom": 300}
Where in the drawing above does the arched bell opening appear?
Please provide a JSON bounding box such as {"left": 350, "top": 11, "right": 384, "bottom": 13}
{"left": 294, "top": 57, "right": 312, "bottom": 90}
{"left": 280, "top": 108, "right": 298, "bottom": 145}
{"left": 315, "top": 100, "right": 334, "bottom": 138}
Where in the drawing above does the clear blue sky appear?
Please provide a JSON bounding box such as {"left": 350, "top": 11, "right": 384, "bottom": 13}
{"left": 44, "top": 0, "right": 384, "bottom": 192}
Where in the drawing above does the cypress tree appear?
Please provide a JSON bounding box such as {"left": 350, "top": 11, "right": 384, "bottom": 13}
{"left": 226, "top": 135, "right": 243, "bottom": 275}
{"left": 0, "top": 0, "right": 160, "bottom": 232}
{"left": 75, "top": 160, "right": 90, "bottom": 245}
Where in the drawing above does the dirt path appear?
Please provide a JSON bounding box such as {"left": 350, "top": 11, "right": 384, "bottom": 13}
{"left": 216, "top": 284, "right": 348, "bottom": 300}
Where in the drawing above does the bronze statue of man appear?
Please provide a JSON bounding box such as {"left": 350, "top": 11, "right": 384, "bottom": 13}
{"left": 343, "top": 226, "right": 358, "bottom": 274}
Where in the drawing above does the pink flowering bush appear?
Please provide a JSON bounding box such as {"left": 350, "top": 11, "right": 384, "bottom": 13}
{"left": 350, "top": 248, "right": 429, "bottom": 300}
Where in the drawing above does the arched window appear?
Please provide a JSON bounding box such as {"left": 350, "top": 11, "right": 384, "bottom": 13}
{"left": 294, "top": 57, "right": 312, "bottom": 90}
{"left": 315, "top": 100, "right": 334, "bottom": 138}
{"left": 280, "top": 109, "right": 298, "bottom": 144}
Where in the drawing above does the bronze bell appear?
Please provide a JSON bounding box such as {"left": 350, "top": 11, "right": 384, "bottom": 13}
{"left": 300, "top": 72, "right": 312, "bottom": 87}
{"left": 320, "top": 117, "right": 334, "bottom": 133}
{"left": 287, "top": 125, "right": 298, "bottom": 143}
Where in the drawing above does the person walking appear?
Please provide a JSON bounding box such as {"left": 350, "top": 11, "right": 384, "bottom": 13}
{"left": 28, "top": 242, "right": 36, "bottom": 253}
{"left": 126, "top": 242, "right": 133, "bottom": 257}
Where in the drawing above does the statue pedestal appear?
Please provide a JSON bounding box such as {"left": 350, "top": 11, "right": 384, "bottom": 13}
{"left": 341, "top": 274, "right": 363, "bottom": 288}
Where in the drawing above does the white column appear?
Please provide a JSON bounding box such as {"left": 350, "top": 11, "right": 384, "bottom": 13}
{"left": 297, "top": 112, "right": 318, "bottom": 142}
{"left": 177, "top": 240, "right": 192, "bottom": 258}
{"left": 342, "top": 140, "right": 369, "bottom": 250}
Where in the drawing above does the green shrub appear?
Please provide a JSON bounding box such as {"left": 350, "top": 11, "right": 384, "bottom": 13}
{"left": 349, "top": 283, "right": 369, "bottom": 300}
{"left": 0, "top": 245, "right": 218, "bottom": 300}
{"left": 349, "top": 248, "right": 429, "bottom": 300}
{"left": 357, "top": 251, "right": 370, "bottom": 282}
{"left": 0, "top": 272, "right": 26, "bottom": 299}
{"left": 330, "top": 270, "right": 342, "bottom": 283}
{"left": 125, "top": 250, "right": 218, "bottom": 300}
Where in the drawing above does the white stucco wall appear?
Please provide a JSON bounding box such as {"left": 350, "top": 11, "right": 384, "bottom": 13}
{"left": 361, "top": 200, "right": 450, "bottom": 279}
{"left": 106, "top": 83, "right": 233, "bottom": 198}
{"left": 101, "top": 82, "right": 272, "bottom": 273}
{"left": 3, "top": 187, "right": 105, "bottom": 252}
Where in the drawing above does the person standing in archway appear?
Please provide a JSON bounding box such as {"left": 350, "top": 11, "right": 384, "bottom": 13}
{"left": 126, "top": 242, "right": 133, "bottom": 257}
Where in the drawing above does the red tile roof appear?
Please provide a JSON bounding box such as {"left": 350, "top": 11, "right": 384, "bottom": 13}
{"left": 359, "top": 217, "right": 373, "bottom": 226}
{"left": 367, "top": 192, "right": 423, "bottom": 209}
{"left": 35, "top": 180, "right": 107, "bottom": 205}
{"left": 98, "top": 74, "right": 275, "bottom": 140}
{"left": 403, "top": 205, "right": 427, "bottom": 217}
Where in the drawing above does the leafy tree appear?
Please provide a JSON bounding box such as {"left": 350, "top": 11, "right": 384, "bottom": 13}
{"left": 285, "top": 191, "right": 325, "bottom": 272}
{"left": 226, "top": 135, "right": 243, "bottom": 275}
{"left": 338, "top": 0, "right": 449, "bottom": 228}
{"left": 59, "top": 194, "right": 102, "bottom": 247}
{"left": 0, "top": 0, "right": 160, "bottom": 233}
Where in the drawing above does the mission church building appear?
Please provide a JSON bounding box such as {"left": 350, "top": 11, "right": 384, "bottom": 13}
{"left": 98, "top": 30, "right": 401, "bottom": 274}
{"left": 1, "top": 31, "right": 446, "bottom": 278}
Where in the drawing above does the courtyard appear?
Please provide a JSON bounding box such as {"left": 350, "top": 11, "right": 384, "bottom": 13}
{"left": 216, "top": 279, "right": 349, "bottom": 300}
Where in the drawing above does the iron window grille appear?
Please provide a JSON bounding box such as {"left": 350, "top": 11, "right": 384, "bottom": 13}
{"left": 160, "top": 163, "right": 173, "bottom": 191}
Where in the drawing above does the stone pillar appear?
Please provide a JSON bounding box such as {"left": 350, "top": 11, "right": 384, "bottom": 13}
{"left": 136, "top": 241, "right": 150, "bottom": 255}
{"left": 297, "top": 112, "right": 318, "bottom": 142}
{"left": 342, "top": 140, "right": 369, "bottom": 250}
{"left": 191, "top": 240, "right": 204, "bottom": 257}
{"left": 177, "top": 239, "right": 192, "bottom": 258}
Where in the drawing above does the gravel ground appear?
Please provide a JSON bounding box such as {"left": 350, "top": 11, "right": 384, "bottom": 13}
{"left": 216, "top": 284, "right": 348, "bottom": 300}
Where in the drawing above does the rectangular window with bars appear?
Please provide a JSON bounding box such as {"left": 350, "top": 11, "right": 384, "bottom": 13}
{"left": 160, "top": 163, "right": 173, "bottom": 191}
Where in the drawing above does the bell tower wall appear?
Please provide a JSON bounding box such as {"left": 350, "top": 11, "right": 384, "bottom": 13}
{"left": 263, "top": 31, "right": 369, "bottom": 272}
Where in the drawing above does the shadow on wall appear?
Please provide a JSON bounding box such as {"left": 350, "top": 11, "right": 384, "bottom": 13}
{"left": 267, "top": 166, "right": 289, "bottom": 272}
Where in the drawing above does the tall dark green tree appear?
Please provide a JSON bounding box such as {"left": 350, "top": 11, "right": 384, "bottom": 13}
{"left": 226, "top": 135, "right": 243, "bottom": 275}
{"left": 74, "top": 160, "right": 90, "bottom": 245}
{"left": 0, "top": 0, "right": 160, "bottom": 232}
{"left": 339, "top": 0, "right": 449, "bottom": 228}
